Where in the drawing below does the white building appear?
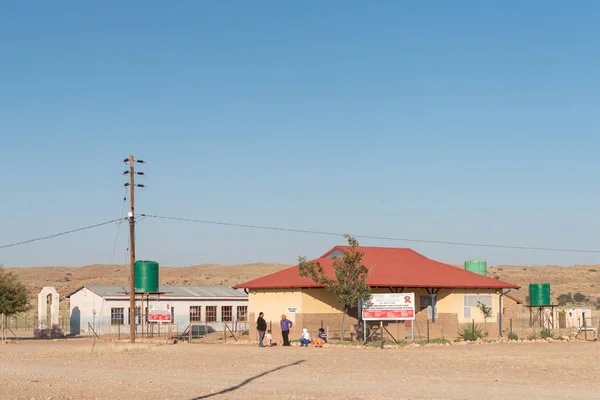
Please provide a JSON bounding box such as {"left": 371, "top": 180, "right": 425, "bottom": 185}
{"left": 67, "top": 285, "right": 248, "bottom": 336}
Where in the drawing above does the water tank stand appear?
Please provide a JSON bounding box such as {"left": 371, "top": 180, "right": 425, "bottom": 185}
{"left": 527, "top": 305, "right": 557, "bottom": 329}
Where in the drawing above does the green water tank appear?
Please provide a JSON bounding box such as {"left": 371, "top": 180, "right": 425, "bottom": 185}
{"left": 464, "top": 259, "right": 487, "bottom": 276}
{"left": 529, "top": 283, "right": 551, "bottom": 306}
{"left": 135, "top": 260, "right": 159, "bottom": 293}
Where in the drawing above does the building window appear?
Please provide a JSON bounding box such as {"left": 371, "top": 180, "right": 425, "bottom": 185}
{"left": 222, "top": 306, "right": 233, "bottom": 322}
{"left": 237, "top": 306, "right": 248, "bottom": 322}
{"left": 111, "top": 308, "right": 124, "bottom": 325}
{"left": 464, "top": 295, "right": 493, "bottom": 319}
{"left": 206, "top": 306, "right": 217, "bottom": 322}
{"left": 190, "top": 306, "right": 202, "bottom": 322}
{"left": 128, "top": 306, "right": 142, "bottom": 325}
{"left": 419, "top": 295, "right": 438, "bottom": 319}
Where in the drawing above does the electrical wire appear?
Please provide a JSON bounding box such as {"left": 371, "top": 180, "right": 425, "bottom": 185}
{"left": 109, "top": 188, "right": 129, "bottom": 265}
{"left": 139, "top": 213, "right": 600, "bottom": 254}
{"left": 0, "top": 219, "right": 124, "bottom": 250}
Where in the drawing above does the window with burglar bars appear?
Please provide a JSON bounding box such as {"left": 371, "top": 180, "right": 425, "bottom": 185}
{"left": 464, "top": 295, "right": 493, "bottom": 318}
{"left": 419, "top": 295, "right": 438, "bottom": 319}
{"left": 190, "top": 306, "right": 202, "bottom": 322}
{"left": 222, "top": 306, "right": 233, "bottom": 322}
{"left": 237, "top": 306, "right": 248, "bottom": 321}
{"left": 128, "top": 306, "right": 142, "bottom": 325}
{"left": 206, "top": 306, "right": 217, "bottom": 322}
{"left": 111, "top": 308, "right": 124, "bottom": 325}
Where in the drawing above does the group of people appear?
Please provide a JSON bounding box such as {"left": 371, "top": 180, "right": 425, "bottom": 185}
{"left": 256, "top": 312, "right": 328, "bottom": 348}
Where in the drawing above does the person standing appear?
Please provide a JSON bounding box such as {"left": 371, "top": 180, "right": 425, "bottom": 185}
{"left": 280, "top": 314, "right": 293, "bottom": 346}
{"left": 256, "top": 312, "right": 267, "bottom": 347}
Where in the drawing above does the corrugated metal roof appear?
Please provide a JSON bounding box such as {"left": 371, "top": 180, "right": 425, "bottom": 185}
{"left": 234, "top": 246, "right": 520, "bottom": 290}
{"left": 77, "top": 285, "right": 247, "bottom": 298}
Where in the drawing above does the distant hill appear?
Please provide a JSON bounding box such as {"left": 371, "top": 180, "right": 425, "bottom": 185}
{"left": 6, "top": 263, "right": 600, "bottom": 308}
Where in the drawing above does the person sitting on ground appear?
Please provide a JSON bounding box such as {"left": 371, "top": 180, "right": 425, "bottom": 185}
{"left": 264, "top": 330, "right": 272, "bottom": 347}
{"left": 313, "top": 328, "right": 327, "bottom": 347}
{"left": 300, "top": 328, "right": 311, "bottom": 347}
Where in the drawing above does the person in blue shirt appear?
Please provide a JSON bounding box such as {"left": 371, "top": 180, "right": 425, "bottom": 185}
{"left": 280, "top": 314, "right": 293, "bottom": 346}
{"left": 313, "top": 328, "right": 327, "bottom": 347}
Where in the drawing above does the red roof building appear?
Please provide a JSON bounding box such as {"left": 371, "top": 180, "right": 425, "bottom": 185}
{"left": 236, "top": 246, "right": 521, "bottom": 343}
{"left": 234, "top": 246, "right": 519, "bottom": 290}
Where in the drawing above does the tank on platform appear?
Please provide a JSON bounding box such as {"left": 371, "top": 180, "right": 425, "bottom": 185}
{"left": 529, "top": 283, "right": 551, "bottom": 306}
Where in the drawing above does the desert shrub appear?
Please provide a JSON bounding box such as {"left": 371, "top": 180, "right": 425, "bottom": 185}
{"left": 493, "top": 275, "right": 500, "bottom": 280}
{"left": 497, "top": 267, "right": 503, "bottom": 271}
{"left": 527, "top": 333, "right": 538, "bottom": 340}
{"left": 539, "top": 328, "right": 554, "bottom": 339}
{"left": 508, "top": 332, "right": 519, "bottom": 341}
{"left": 458, "top": 323, "right": 484, "bottom": 341}
{"left": 589, "top": 269, "right": 597, "bottom": 272}
{"left": 557, "top": 292, "right": 573, "bottom": 306}
{"left": 573, "top": 292, "right": 587, "bottom": 303}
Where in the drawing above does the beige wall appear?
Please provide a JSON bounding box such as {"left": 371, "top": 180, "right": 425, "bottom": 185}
{"left": 248, "top": 289, "right": 303, "bottom": 328}
{"left": 250, "top": 288, "right": 503, "bottom": 323}
{"left": 247, "top": 287, "right": 508, "bottom": 342}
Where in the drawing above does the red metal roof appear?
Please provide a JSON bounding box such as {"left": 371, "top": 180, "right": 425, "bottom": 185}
{"left": 233, "top": 246, "right": 520, "bottom": 290}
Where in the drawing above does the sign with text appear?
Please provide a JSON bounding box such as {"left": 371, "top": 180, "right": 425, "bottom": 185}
{"left": 148, "top": 302, "right": 171, "bottom": 322}
{"left": 362, "top": 293, "right": 415, "bottom": 321}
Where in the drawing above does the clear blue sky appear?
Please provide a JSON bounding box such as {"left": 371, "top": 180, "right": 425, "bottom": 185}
{"left": 1, "top": 1, "right": 599, "bottom": 267}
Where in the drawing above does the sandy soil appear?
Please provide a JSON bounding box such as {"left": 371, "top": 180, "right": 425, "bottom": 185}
{"left": 1, "top": 339, "right": 599, "bottom": 400}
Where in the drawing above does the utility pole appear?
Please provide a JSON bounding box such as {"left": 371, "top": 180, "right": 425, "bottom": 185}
{"left": 123, "top": 154, "right": 145, "bottom": 344}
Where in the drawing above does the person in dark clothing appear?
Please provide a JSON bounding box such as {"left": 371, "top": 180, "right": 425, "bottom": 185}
{"left": 256, "top": 312, "right": 267, "bottom": 347}
{"left": 280, "top": 314, "right": 293, "bottom": 346}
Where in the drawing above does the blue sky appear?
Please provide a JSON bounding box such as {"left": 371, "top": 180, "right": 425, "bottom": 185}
{"left": 1, "top": 1, "right": 599, "bottom": 267}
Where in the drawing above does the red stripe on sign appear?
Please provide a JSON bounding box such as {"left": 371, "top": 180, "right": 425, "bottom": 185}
{"left": 362, "top": 310, "right": 414, "bottom": 319}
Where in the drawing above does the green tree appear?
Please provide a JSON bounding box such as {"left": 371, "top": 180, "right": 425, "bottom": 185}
{"left": 557, "top": 292, "right": 573, "bottom": 306}
{"left": 0, "top": 268, "right": 30, "bottom": 316}
{"left": 298, "top": 234, "right": 371, "bottom": 341}
{"left": 0, "top": 268, "right": 30, "bottom": 340}
{"left": 477, "top": 301, "right": 492, "bottom": 335}
{"left": 573, "top": 292, "right": 587, "bottom": 303}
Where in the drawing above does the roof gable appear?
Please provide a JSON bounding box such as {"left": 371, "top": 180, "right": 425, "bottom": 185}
{"left": 234, "top": 246, "right": 519, "bottom": 290}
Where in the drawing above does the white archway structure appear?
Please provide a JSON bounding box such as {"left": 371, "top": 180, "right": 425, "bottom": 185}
{"left": 38, "top": 287, "right": 59, "bottom": 330}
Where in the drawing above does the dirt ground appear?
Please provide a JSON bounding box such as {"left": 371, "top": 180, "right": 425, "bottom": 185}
{"left": 1, "top": 340, "right": 599, "bottom": 400}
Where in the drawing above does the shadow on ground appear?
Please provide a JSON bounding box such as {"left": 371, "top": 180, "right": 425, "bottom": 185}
{"left": 191, "top": 359, "right": 305, "bottom": 399}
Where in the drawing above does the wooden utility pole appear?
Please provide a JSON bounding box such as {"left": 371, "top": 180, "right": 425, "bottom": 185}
{"left": 124, "top": 154, "right": 145, "bottom": 344}
{"left": 128, "top": 154, "right": 136, "bottom": 343}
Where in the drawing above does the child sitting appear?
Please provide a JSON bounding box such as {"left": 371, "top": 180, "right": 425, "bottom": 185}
{"left": 313, "top": 328, "right": 327, "bottom": 347}
{"left": 300, "top": 328, "right": 311, "bottom": 347}
{"left": 264, "top": 330, "right": 272, "bottom": 347}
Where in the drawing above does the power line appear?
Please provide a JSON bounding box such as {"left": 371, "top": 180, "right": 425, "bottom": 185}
{"left": 139, "top": 213, "right": 600, "bottom": 254}
{"left": 0, "top": 219, "right": 124, "bottom": 250}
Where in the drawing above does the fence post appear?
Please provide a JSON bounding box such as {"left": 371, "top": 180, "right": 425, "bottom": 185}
{"left": 426, "top": 319, "right": 430, "bottom": 343}
{"left": 509, "top": 319, "right": 513, "bottom": 339}
{"left": 472, "top": 319, "right": 475, "bottom": 340}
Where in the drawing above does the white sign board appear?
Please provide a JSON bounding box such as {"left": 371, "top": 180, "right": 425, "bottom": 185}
{"left": 362, "top": 293, "right": 415, "bottom": 321}
{"left": 148, "top": 302, "right": 171, "bottom": 322}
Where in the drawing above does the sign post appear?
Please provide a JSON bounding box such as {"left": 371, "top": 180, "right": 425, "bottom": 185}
{"left": 361, "top": 293, "right": 415, "bottom": 345}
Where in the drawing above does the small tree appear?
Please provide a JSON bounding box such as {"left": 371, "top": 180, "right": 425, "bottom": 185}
{"left": 573, "top": 292, "right": 587, "bottom": 303}
{"left": 298, "top": 234, "right": 371, "bottom": 341}
{"left": 477, "top": 301, "right": 492, "bottom": 335}
{"left": 557, "top": 292, "right": 573, "bottom": 306}
{"left": 0, "top": 268, "right": 30, "bottom": 340}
